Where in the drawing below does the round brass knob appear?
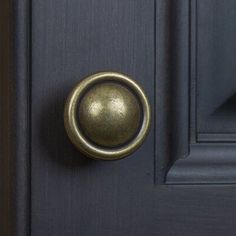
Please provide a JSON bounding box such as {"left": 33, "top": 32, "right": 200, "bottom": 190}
{"left": 64, "top": 72, "right": 151, "bottom": 160}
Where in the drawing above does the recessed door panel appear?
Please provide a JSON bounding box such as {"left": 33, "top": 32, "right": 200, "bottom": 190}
{"left": 197, "top": 0, "right": 236, "bottom": 140}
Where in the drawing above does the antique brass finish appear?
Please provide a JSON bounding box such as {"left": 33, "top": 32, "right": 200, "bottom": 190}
{"left": 79, "top": 82, "right": 141, "bottom": 148}
{"left": 64, "top": 72, "right": 151, "bottom": 160}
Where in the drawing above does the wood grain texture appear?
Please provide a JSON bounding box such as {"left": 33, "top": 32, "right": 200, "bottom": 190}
{"left": 3, "top": 0, "right": 236, "bottom": 235}
{"left": 0, "top": 0, "right": 31, "bottom": 236}
{"left": 31, "top": 0, "right": 155, "bottom": 235}
{"left": 31, "top": 0, "right": 236, "bottom": 235}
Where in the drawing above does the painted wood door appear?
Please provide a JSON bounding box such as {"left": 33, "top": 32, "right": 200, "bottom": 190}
{"left": 2, "top": 0, "right": 236, "bottom": 236}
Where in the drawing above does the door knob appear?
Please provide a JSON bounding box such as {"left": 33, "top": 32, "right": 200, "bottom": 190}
{"left": 64, "top": 72, "right": 151, "bottom": 160}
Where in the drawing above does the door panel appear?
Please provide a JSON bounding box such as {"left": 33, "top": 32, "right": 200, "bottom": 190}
{"left": 30, "top": 0, "right": 236, "bottom": 235}
{"left": 32, "top": 0, "right": 155, "bottom": 235}
{"left": 197, "top": 0, "right": 236, "bottom": 136}
{"left": 168, "top": 0, "right": 236, "bottom": 184}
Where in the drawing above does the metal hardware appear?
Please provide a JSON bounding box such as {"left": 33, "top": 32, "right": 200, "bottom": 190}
{"left": 64, "top": 72, "right": 151, "bottom": 160}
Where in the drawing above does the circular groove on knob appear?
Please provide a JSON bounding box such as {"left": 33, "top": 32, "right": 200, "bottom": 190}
{"left": 64, "top": 72, "right": 151, "bottom": 160}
